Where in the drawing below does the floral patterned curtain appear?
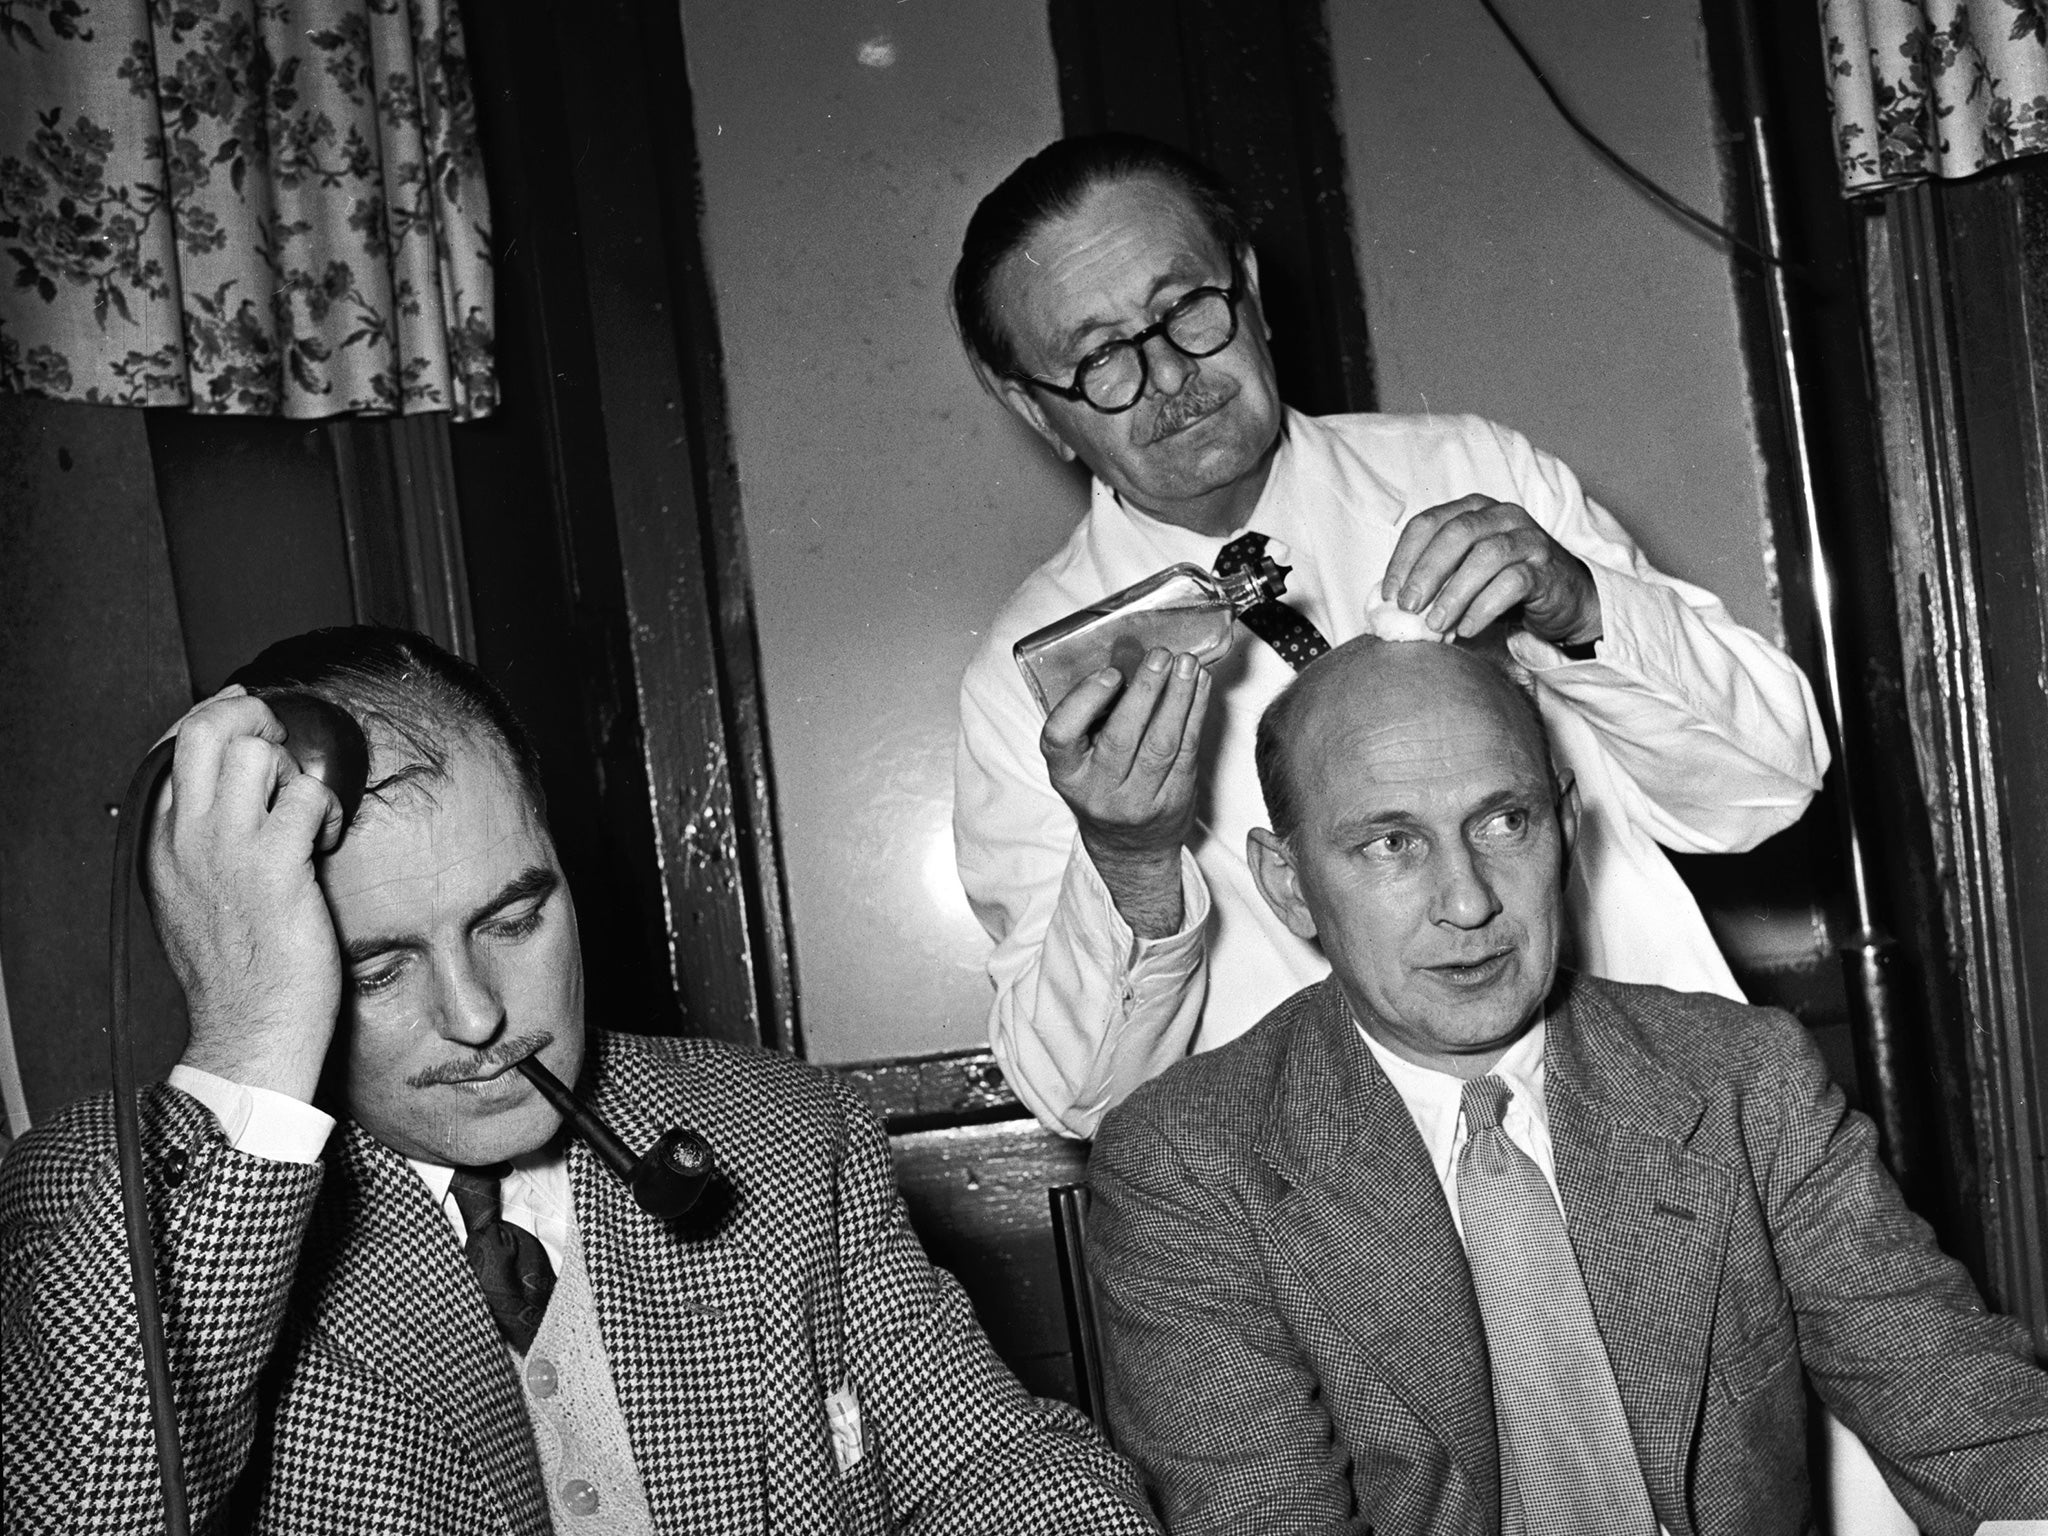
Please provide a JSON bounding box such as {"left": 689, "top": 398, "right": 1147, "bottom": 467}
{"left": 1820, "top": 0, "right": 2048, "bottom": 196}
{"left": 0, "top": 0, "right": 496, "bottom": 418}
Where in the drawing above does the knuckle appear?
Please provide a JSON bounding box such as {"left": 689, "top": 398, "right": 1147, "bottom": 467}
{"left": 1478, "top": 530, "right": 1524, "bottom": 563}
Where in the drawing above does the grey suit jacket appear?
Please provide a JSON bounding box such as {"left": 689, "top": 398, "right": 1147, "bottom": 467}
{"left": 1, "top": 1031, "right": 1155, "bottom": 1535}
{"left": 1088, "top": 973, "right": 2048, "bottom": 1536}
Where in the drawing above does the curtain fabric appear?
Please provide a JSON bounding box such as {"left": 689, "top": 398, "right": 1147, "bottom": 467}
{"left": 1821, "top": 0, "right": 2048, "bottom": 196}
{"left": 0, "top": 0, "right": 496, "bottom": 419}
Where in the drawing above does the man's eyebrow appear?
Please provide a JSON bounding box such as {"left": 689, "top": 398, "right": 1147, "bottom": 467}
{"left": 470, "top": 865, "right": 559, "bottom": 928}
{"left": 1328, "top": 808, "right": 1426, "bottom": 842}
{"left": 1053, "top": 259, "right": 1220, "bottom": 357}
{"left": 1327, "top": 786, "right": 1545, "bottom": 843}
{"left": 339, "top": 866, "right": 559, "bottom": 968}
{"left": 343, "top": 931, "right": 411, "bottom": 967}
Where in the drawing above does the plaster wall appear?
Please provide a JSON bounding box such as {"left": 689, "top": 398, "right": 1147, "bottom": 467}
{"left": 681, "top": 0, "right": 1781, "bottom": 1064}
{"left": 679, "top": 0, "right": 1083, "bottom": 1062}
{"left": 1329, "top": 0, "right": 1777, "bottom": 636}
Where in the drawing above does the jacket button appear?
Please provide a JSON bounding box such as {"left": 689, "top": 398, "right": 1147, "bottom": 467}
{"left": 163, "top": 1147, "right": 189, "bottom": 1188}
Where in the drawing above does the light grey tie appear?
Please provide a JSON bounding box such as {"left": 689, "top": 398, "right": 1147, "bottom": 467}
{"left": 1456, "top": 1074, "right": 1657, "bottom": 1536}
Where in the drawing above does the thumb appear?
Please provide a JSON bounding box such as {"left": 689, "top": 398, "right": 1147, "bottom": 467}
{"left": 271, "top": 771, "right": 347, "bottom": 857}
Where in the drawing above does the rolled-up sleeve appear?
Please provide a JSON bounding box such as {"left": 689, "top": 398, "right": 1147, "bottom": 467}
{"left": 955, "top": 648, "right": 1212, "bottom": 1139}
{"left": 1496, "top": 421, "right": 1829, "bottom": 854}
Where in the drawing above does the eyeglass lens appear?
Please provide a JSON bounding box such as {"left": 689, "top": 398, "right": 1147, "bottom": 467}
{"left": 1078, "top": 289, "right": 1238, "bottom": 410}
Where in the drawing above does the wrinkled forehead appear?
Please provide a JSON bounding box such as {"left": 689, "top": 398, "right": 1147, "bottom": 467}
{"left": 1000, "top": 176, "right": 1228, "bottom": 311}
{"left": 1292, "top": 646, "right": 1555, "bottom": 819}
{"left": 325, "top": 731, "right": 558, "bottom": 895}
{"left": 350, "top": 718, "right": 530, "bottom": 828}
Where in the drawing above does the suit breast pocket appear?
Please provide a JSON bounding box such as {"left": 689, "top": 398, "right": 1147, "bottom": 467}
{"left": 1711, "top": 1289, "right": 1797, "bottom": 1405}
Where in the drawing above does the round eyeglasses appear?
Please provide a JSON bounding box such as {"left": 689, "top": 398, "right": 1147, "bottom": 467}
{"left": 1006, "top": 267, "right": 1243, "bottom": 414}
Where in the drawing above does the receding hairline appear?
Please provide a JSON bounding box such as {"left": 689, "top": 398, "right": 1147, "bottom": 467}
{"left": 987, "top": 171, "right": 1241, "bottom": 366}
{"left": 954, "top": 133, "right": 1253, "bottom": 377}
{"left": 1257, "top": 639, "right": 1556, "bottom": 840}
{"left": 351, "top": 717, "right": 543, "bottom": 827}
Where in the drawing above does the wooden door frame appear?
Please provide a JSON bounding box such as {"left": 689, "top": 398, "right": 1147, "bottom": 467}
{"left": 457, "top": 0, "right": 797, "bottom": 1052}
{"left": 1862, "top": 170, "right": 2048, "bottom": 1345}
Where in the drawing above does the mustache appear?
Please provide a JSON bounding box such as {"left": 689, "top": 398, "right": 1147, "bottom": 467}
{"left": 1136, "top": 377, "right": 1236, "bottom": 445}
{"left": 408, "top": 1030, "right": 554, "bottom": 1088}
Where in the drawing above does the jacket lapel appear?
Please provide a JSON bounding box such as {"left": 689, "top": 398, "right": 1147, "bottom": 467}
{"left": 1259, "top": 982, "right": 1500, "bottom": 1527}
{"left": 1546, "top": 979, "right": 1734, "bottom": 1536}
{"left": 302, "top": 1124, "right": 549, "bottom": 1534}
{"left": 578, "top": 1045, "right": 768, "bottom": 1536}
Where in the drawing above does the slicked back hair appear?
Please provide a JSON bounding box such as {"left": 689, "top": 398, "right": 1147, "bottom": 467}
{"left": 228, "top": 626, "right": 547, "bottom": 823}
{"left": 1254, "top": 636, "right": 1553, "bottom": 843}
{"left": 953, "top": 131, "right": 1251, "bottom": 377}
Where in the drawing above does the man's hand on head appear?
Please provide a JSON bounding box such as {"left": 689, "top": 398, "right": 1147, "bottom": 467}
{"left": 1039, "top": 648, "right": 1210, "bottom": 940}
{"left": 1384, "top": 494, "right": 1602, "bottom": 648}
{"left": 147, "top": 690, "right": 349, "bottom": 1103}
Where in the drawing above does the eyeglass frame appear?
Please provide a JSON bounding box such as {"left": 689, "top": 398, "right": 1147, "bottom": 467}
{"left": 1001, "top": 255, "right": 1246, "bottom": 415}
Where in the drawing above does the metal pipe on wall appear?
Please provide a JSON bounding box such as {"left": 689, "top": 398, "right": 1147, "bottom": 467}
{"left": 1726, "top": 0, "right": 1918, "bottom": 1184}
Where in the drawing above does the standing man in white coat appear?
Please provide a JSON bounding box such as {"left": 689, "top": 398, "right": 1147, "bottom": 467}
{"left": 952, "top": 132, "right": 1828, "bottom": 1138}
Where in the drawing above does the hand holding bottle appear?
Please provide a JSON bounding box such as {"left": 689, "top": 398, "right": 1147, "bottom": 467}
{"left": 1038, "top": 648, "right": 1211, "bottom": 940}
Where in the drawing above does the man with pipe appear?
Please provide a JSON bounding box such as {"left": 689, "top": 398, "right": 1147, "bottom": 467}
{"left": 0, "top": 626, "right": 1154, "bottom": 1534}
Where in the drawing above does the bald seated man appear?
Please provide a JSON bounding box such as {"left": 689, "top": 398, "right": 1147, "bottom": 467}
{"left": 0, "top": 626, "right": 1155, "bottom": 1535}
{"left": 1086, "top": 635, "right": 2048, "bottom": 1536}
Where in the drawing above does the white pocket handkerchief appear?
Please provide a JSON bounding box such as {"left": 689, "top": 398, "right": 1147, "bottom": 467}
{"left": 825, "top": 1380, "right": 865, "bottom": 1474}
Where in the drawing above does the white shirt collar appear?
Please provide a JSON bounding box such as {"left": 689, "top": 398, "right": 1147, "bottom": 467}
{"left": 405, "top": 1142, "right": 574, "bottom": 1273}
{"left": 1354, "top": 1012, "right": 1550, "bottom": 1189}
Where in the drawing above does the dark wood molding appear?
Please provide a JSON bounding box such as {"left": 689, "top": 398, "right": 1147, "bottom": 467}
{"left": 1047, "top": 0, "right": 1376, "bottom": 418}
{"left": 836, "top": 1048, "right": 1026, "bottom": 1134}
{"left": 455, "top": 0, "right": 796, "bottom": 1050}
{"left": 457, "top": 0, "right": 684, "bottom": 1038}
{"left": 629, "top": 0, "right": 801, "bottom": 1054}
{"left": 887, "top": 1117, "right": 1091, "bottom": 1405}
{"left": 1864, "top": 173, "right": 2048, "bottom": 1343}
{"left": 1699, "top": 0, "right": 1978, "bottom": 1246}
{"left": 543, "top": 0, "right": 797, "bottom": 1054}
{"left": 328, "top": 414, "right": 476, "bottom": 658}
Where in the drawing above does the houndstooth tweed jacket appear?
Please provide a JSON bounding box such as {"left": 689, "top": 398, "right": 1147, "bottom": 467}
{"left": 1088, "top": 972, "right": 2048, "bottom": 1536}
{"left": 1, "top": 1030, "right": 1157, "bottom": 1535}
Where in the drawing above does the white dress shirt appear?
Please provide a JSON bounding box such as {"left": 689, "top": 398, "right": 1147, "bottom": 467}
{"left": 404, "top": 1147, "right": 571, "bottom": 1275}
{"left": 1354, "top": 1020, "right": 1558, "bottom": 1240}
{"left": 954, "top": 409, "right": 1829, "bottom": 1136}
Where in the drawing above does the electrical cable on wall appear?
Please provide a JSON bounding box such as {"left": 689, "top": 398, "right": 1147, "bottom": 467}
{"left": 1475, "top": 0, "right": 1791, "bottom": 272}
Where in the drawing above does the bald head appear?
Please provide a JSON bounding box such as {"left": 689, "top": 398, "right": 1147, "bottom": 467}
{"left": 1246, "top": 635, "right": 1575, "bottom": 1077}
{"left": 1256, "top": 637, "right": 1554, "bottom": 843}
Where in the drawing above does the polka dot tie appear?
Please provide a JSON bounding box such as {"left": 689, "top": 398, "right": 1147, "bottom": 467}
{"left": 1214, "top": 531, "right": 1331, "bottom": 671}
{"left": 1456, "top": 1076, "right": 1658, "bottom": 1536}
{"left": 449, "top": 1163, "right": 556, "bottom": 1354}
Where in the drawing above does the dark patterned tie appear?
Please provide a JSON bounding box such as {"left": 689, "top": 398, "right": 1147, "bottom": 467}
{"left": 449, "top": 1163, "right": 556, "bottom": 1354}
{"left": 1214, "top": 531, "right": 1331, "bottom": 671}
{"left": 1456, "top": 1076, "right": 1657, "bottom": 1536}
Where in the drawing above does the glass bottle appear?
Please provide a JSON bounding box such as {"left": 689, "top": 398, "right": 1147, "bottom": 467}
{"left": 1012, "top": 552, "right": 1290, "bottom": 713}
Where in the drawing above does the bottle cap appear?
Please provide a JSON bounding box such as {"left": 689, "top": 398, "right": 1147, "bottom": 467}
{"left": 1221, "top": 553, "right": 1290, "bottom": 611}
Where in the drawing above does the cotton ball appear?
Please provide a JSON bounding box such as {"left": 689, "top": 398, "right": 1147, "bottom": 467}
{"left": 1362, "top": 592, "right": 1447, "bottom": 643}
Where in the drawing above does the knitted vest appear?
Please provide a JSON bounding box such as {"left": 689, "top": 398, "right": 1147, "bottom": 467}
{"left": 518, "top": 1220, "right": 658, "bottom": 1534}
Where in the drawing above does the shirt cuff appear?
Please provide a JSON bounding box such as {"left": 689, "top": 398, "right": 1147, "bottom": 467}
{"left": 1509, "top": 560, "right": 1636, "bottom": 673}
{"left": 1068, "top": 840, "right": 1210, "bottom": 970}
{"left": 167, "top": 1065, "right": 335, "bottom": 1164}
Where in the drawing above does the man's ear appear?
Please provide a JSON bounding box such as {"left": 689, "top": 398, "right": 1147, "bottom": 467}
{"left": 973, "top": 357, "right": 1077, "bottom": 464}
{"left": 1247, "top": 826, "right": 1319, "bottom": 942}
{"left": 1239, "top": 244, "right": 1271, "bottom": 342}
{"left": 1555, "top": 771, "right": 1581, "bottom": 884}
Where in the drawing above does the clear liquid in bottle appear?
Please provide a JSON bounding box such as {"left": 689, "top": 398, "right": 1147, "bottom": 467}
{"left": 1013, "top": 556, "right": 1289, "bottom": 713}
